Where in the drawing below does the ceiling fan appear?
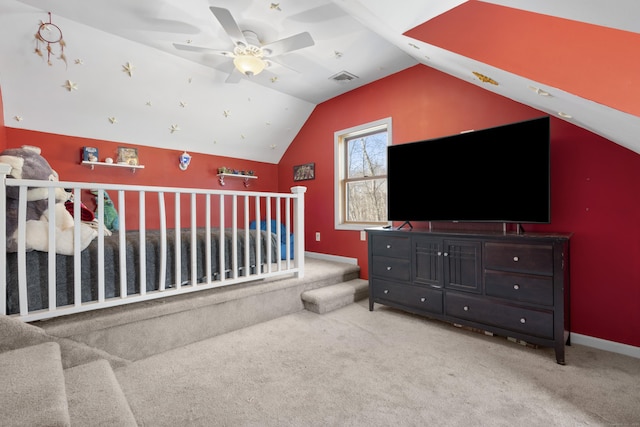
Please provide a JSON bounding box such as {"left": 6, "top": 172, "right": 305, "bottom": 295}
{"left": 173, "top": 7, "right": 315, "bottom": 82}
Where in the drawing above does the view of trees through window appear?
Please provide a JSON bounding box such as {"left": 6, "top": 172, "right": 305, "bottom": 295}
{"left": 345, "top": 130, "right": 388, "bottom": 223}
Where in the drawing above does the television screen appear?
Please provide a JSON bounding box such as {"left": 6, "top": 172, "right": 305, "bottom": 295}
{"left": 387, "top": 116, "right": 550, "bottom": 224}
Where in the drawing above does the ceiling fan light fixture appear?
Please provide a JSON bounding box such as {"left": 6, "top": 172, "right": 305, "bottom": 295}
{"left": 233, "top": 54, "right": 266, "bottom": 76}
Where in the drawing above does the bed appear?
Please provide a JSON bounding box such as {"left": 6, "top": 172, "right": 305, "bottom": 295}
{"left": 0, "top": 163, "right": 306, "bottom": 321}
{"left": 5, "top": 227, "right": 281, "bottom": 315}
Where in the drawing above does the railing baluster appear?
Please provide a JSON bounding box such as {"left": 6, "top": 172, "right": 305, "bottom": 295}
{"left": 190, "top": 193, "right": 197, "bottom": 286}
{"left": 118, "top": 190, "right": 127, "bottom": 299}
{"left": 17, "top": 187, "right": 28, "bottom": 316}
{"left": 205, "top": 194, "right": 211, "bottom": 284}
{"left": 97, "top": 189, "right": 105, "bottom": 303}
{"left": 174, "top": 192, "right": 181, "bottom": 289}
{"left": 139, "top": 191, "right": 146, "bottom": 296}
{"left": 158, "top": 192, "right": 167, "bottom": 291}
{"left": 47, "top": 188, "right": 57, "bottom": 311}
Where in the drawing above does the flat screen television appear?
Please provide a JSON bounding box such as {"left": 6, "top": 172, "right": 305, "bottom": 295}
{"left": 387, "top": 116, "right": 550, "bottom": 224}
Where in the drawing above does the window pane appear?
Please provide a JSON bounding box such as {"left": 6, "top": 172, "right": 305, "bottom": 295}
{"left": 345, "top": 178, "right": 387, "bottom": 222}
{"left": 347, "top": 131, "right": 388, "bottom": 179}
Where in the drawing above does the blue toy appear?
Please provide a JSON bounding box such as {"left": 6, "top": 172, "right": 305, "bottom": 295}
{"left": 249, "top": 220, "right": 294, "bottom": 260}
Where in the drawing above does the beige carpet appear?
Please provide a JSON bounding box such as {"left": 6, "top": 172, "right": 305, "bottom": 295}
{"left": 115, "top": 300, "right": 640, "bottom": 426}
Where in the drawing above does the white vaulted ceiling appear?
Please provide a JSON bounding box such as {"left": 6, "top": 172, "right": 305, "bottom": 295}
{"left": 1, "top": 0, "right": 639, "bottom": 163}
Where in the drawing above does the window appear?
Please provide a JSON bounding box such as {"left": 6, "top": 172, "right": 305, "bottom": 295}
{"left": 335, "top": 118, "right": 391, "bottom": 230}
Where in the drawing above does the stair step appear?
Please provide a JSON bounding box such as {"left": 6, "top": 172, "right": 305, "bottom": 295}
{"left": 301, "top": 279, "right": 369, "bottom": 314}
{"left": 0, "top": 342, "right": 71, "bottom": 426}
{"left": 35, "top": 257, "right": 360, "bottom": 361}
{"left": 64, "top": 359, "right": 137, "bottom": 427}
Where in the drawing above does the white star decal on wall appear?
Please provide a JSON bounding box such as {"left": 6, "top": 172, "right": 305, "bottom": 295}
{"left": 179, "top": 101, "right": 187, "bottom": 108}
{"left": 75, "top": 59, "right": 83, "bottom": 65}
{"left": 108, "top": 117, "right": 118, "bottom": 124}
{"left": 14, "top": 116, "right": 23, "bottom": 122}
{"left": 146, "top": 101, "right": 152, "bottom": 106}
{"left": 62, "top": 80, "right": 77, "bottom": 91}
{"left": 170, "top": 124, "right": 180, "bottom": 133}
{"left": 122, "top": 62, "right": 135, "bottom": 77}
{"left": 223, "top": 110, "right": 231, "bottom": 117}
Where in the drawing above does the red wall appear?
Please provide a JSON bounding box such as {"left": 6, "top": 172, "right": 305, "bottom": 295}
{"left": 4, "top": 129, "right": 280, "bottom": 229}
{"left": 0, "top": 86, "right": 6, "bottom": 150}
{"left": 279, "top": 65, "right": 640, "bottom": 348}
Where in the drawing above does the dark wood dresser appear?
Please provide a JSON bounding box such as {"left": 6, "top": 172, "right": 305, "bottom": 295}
{"left": 367, "top": 227, "right": 571, "bottom": 364}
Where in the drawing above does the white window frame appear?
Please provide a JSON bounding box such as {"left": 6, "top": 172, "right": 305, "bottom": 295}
{"left": 334, "top": 117, "right": 392, "bottom": 231}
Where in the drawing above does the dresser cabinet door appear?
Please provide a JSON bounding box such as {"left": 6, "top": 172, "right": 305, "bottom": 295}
{"left": 413, "top": 236, "right": 443, "bottom": 287}
{"left": 443, "top": 240, "right": 482, "bottom": 293}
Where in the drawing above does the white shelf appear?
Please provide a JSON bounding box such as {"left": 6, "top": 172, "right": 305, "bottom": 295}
{"left": 217, "top": 173, "right": 257, "bottom": 187}
{"left": 82, "top": 161, "right": 144, "bottom": 173}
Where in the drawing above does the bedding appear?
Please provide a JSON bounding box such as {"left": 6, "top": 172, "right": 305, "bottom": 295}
{"left": 5, "top": 227, "right": 280, "bottom": 315}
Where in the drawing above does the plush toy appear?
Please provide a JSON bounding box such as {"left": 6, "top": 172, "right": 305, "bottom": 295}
{"left": 0, "top": 145, "right": 98, "bottom": 255}
{"left": 90, "top": 189, "right": 119, "bottom": 232}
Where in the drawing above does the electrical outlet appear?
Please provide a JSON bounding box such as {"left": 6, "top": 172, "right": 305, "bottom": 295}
{"left": 315, "top": 232, "right": 320, "bottom": 241}
{"left": 360, "top": 230, "right": 367, "bottom": 241}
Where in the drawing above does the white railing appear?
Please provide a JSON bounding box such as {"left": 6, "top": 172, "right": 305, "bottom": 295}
{"left": 0, "top": 164, "right": 306, "bottom": 322}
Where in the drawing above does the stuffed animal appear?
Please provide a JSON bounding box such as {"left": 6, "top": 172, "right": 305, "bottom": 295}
{"left": 90, "top": 189, "right": 119, "bottom": 232}
{"left": 0, "top": 145, "right": 98, "bottom": 255}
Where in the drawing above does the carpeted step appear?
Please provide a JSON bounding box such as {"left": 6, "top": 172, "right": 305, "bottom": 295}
{"left": 64, "top": 359, "right": 137, "bottom": 426}
{"left": 301, "top": 279, "right": 369, "bottom": 314}
{"left": 0, "top": 342, "right": 71, "bottom": 426}
{"left": 34, "top": 257, "right": 360, "bottom": 361}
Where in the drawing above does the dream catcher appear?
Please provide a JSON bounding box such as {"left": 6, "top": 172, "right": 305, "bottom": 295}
{"left": 34, "top": 12, "right": 66, "bottom": 66}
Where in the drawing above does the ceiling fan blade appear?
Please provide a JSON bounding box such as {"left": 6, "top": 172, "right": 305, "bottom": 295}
{"left": 173, "top": 43, "right": 232, "bottom": 57}
{"left": 262, "top": 32, "right": 315, "bottom": 57}
{"left": 265, "top": 57, "right": 299, "bottom": 74}
{"left": 226, "top": 69, "right": 243, "bottom": 84}
{"left": 210, "top": 7, "right": 247, "bottom": 46}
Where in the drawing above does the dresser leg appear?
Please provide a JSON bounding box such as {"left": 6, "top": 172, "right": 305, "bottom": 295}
{"left": 555, "top": 345, "right": 565, "bottom": 365}
{"left": 369, "top": 298, "right": 374, "bottom": 311}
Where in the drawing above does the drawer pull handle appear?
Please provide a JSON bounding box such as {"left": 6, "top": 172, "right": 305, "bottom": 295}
{"left": 386, "top": 266, "right": 392, "bottom": 271}
{"left": 383, "top": 289, "right": 389, "bottom": 294}
{"left": 420, "top": 297, "right": 426, "bottom": 302}
{"left": 386, "top": 244, "right": 392, "bottom": 249}
{"left": 437, "top": 251, "right": 442, "bottom": 256}
{"left": 443, "top": 252, "right": 449, "bottom": 257}
{"left": 513, "top": 284, "right": 520, "bottom": 290}
{"left": 513, "top": 256, "right": 519, "bottom": 262}
{"left": 463, "top": 306, "right": 469, "bottom": 311}
{"left": 520, "top": 317, "right": 526, "bottom": 324}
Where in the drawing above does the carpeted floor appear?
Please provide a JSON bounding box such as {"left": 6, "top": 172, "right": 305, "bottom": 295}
{"left": 115, "top": 300, "right": 640, "bottom": 427}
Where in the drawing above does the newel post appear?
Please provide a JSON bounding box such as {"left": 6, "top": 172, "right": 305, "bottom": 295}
{"left": 0, "top": 163, "right": 12, "bottom": 315}
{"left": 290, "top": 186, "right": 306, "bottom": 278}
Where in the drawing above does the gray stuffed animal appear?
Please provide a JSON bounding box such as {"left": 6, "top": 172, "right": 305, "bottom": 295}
{"left": 0, "top": 145, "right": 97, "bottom": 255}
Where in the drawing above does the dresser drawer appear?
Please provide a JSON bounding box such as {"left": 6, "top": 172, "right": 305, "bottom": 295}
{"left": 371, "top": 279, "right": 443, "bottom": 314}
{"left": 446, "top": 293, "right": 553, "bottom": 339}
{"left": 484, "top": 242, "right": 553, "bottom": 275}
{"left": 371, "top": 256, "right": 410, "bottom": 281}
{"left": 485, "top": 270, "right": 554, "bottom": 306}
{"left": 370, "top": 234, "right": 410, "bottom": 258}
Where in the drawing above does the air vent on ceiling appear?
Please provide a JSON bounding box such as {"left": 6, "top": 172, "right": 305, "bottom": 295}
{"left": 329, "top": 70, "right": 359, "bottom": 83}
